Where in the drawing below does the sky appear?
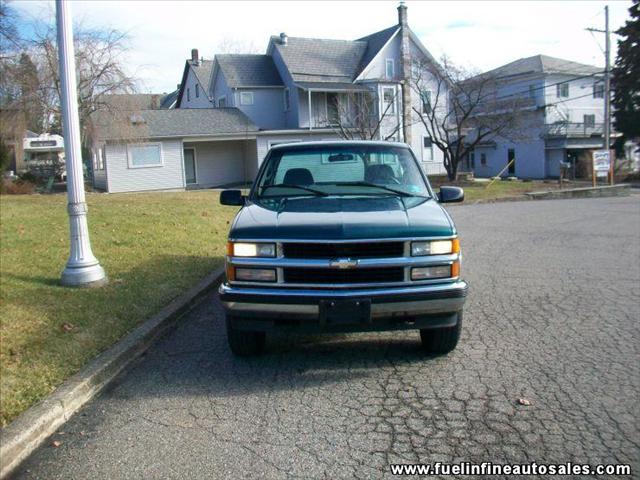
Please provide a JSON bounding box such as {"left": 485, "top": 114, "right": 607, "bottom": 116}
{"left": 11, "top": 0, "right": 633, "bottom": 94}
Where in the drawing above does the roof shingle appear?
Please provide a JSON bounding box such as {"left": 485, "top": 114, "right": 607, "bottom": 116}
{"left": 486, "top": 54, "right": 601, "bottom": 79}
{"left": 92, "top": 108, "right": 258, "bottom": 140}
{"left": 189, "top": 59, "right": 214, "bottom": 93}
{"left": 271, "top": 36, "right": 368, "bottom": 83}
{"left": 216, "top": 54, "right": 284, "bottom": 87}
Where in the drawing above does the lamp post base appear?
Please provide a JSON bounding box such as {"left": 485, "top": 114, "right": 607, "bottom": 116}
{"left": 61, "top": 263, "right": 108, "bottom": 288}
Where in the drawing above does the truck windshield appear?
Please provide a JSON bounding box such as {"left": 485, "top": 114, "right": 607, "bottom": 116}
{"left": 254, "top": 145, "right": 431, "bottom": 199}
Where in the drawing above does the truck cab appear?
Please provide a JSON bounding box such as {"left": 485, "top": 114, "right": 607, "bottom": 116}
{"left": 219, "top": 141, "right": 467, "bottom": 356}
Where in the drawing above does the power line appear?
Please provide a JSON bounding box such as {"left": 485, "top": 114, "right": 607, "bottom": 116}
{"left": 541, "top": 91, "right": 601, "bottom": 108}
{"left": 490, "top": 70, "right": 604, "bottom": 104}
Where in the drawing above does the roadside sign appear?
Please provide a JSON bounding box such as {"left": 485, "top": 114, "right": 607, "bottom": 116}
{"left": 592, "top": 150, "right": 611, "bottom": 181}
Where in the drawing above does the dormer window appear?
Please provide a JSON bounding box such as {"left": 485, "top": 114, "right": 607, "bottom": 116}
{"left": 385, "top": 59, "right": 395, "bottom": 79}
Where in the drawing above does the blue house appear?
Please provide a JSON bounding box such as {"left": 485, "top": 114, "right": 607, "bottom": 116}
{"left": 461, "top": 55, "right": 611, "bottom": 179}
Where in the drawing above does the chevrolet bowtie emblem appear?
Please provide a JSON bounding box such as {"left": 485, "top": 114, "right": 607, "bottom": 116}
{"left": 330, "top": 258, "right": 358, "bottom": 269}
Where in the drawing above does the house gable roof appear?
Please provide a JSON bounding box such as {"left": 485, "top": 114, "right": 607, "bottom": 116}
{"left": 269, "top": 36, "right": 368, "bottom": 83}
{"left": 356, "top": 25, "right": 400, "bottom": 74}
{"left": 176, "top": 59, "right": 214, "bottom": 107}
{"left": 92, "top": 108, "right": 258, "bottom": 141}
{"left": 266, "top": 24, "right": 441, "bottom": 86}
{"left": 215, "top": 54, "right": 284, "bottom": 87}
{"left": 485, "top": 54, "right": 601, "bottom": 80}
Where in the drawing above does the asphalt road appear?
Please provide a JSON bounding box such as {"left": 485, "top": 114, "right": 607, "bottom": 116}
{"left": 11, "top": 196, "right": 640, "bottom": 479}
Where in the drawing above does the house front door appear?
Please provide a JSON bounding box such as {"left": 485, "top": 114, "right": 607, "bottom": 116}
{"left": 184, "top": 148, "right": 196, "bottom": 185}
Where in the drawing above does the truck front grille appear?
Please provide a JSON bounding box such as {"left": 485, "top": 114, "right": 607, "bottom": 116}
{"left": 282, "top": 242, "right": 404, "bottom": 259}
{"left": 283, "top": 267, "right": 405, "bottom": 284}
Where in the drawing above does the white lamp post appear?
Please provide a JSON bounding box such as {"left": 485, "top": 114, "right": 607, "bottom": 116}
{"left": 56, "top": 0, "right": 107, "bottom": 287}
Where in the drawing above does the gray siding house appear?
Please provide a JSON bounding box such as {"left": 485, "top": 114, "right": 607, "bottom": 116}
{"left": 91, "top": 109, "right": 259, "bottom": 193}
{"left": 92, "top": 4, "right": 448, "bottom": 193}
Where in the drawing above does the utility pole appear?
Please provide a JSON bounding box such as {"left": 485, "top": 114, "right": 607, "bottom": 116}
{"left": 587, "top": 5, "right": 613, "bottom": 185}
{"left": 56, "top": 0, "right": 107, "bottom": 287}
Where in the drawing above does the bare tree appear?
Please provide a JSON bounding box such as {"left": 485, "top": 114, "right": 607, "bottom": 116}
{"left": 28, "top": 23, "right": 138, "bottom": 147}
{"left": 0, "top": 1, "right": 22, "bottom": 54}
{"left": 213, "top": 35, "right": 261, "bottom": 55}
{"left": 331, "top": 89, "right": 402, "bottom": 141}
{"left": 411, "top": 56, "right": 530, "bottom": 180}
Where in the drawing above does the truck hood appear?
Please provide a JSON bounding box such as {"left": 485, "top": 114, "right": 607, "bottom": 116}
{"left": 229, "top": 196, "right": 455, "bottom": 240}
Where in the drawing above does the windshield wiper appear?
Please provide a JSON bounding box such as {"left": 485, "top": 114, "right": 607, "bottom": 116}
{"left": 332, "top": 181, "right": 423, "bottom": 198}
{"left": 261, "top": 183, "right": 329, "bottom": 197}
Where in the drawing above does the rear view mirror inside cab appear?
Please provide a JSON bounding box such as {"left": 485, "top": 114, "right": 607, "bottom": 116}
{"left": 327, "top": 153, "right": 354, "bottom": 162}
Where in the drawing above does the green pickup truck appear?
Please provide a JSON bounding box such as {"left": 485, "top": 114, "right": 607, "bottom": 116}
{"left": 219, "top": 141, "right": 467, "bottom": 356}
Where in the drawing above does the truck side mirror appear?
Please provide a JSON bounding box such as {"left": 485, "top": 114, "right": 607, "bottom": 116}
{"left": 438, "top": 186, "right": 464, "bottom": 203}
{"left": 220, "top": 190, "right": 245, "bottom": 206}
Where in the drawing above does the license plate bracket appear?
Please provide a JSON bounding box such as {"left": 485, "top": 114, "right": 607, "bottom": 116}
{"left": 319, "top": 299, "right": 371, "bottom": 325}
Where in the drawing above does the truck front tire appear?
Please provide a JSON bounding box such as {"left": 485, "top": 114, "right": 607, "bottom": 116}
{"left": 420, "top": 311, "right": 462, "bottom": 354}
{"left": 226, "top": 315, "right": 266, "bottom": 356}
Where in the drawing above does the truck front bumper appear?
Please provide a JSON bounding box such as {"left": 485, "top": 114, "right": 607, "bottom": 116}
{"left": 219, "top": 281, "right": 468, "bottom": 333}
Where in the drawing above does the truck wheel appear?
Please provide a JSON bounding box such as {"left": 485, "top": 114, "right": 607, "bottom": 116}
{"left": 420, "top": 312, "right": 462, "bottom": 354}
{"left": 226, "top": 315, "right": 266, "bottom": 356}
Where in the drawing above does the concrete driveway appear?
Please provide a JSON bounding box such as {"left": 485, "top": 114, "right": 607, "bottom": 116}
{"left": 11, "top": 196, "right": 640, "bottom": 479}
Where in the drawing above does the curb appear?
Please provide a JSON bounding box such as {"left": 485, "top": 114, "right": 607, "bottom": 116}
{"left": 445, "top": 184, "right": 632, "bottom": 206}
{"left": 524, "top": 184, "right": 631, "bottom": 200}
{"left": 0, "top": 267, "right": 224, "bottom": 479}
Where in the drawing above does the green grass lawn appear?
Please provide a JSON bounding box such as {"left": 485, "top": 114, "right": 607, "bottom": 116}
{"left": 0, "top": 191, "right": 238, "bottom": 426}
{"left": 461, "top": 181, "right": 557, "bottom": 202}
{"left": 431, "top": 179, "right": 562, "bottom": 203}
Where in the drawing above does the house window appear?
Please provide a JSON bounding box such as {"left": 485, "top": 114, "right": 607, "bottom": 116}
{"left": 239, "top": 91, "right": 254, "bottom": 106}
{"left": 421, "top": 90, "right": 432, "bottom": 114}
{"left": 283, "top": 88, "right": 290, "bottom": 111}
{"left": 128, "top": 143, "right": 163, "bottom": 168}
{"left": 584, "top": 114, "right": 596, "bottom": 127}
{"left": 187, "top": 88, "right": 190, "bottom": 102}
{"left": 423, "top": 136, "right": 434, "bottom": 162}
{"left": 593, "top": 83, "right": 604, "bottom": 98}
{"left": 218, "top": 96, "right": 226, "bottom": 107}
{"left": 470, "top": 152, "right": 475, "bottom": 169}
{"left": 382, "top": 87, "right": 395, "bottom": 115}
{"left": 385, "top": 59, "right": 394, "bottom": 79}
{"left": 556, "top": 83, "right": 569, "bottom": 98}
{"left": 195, "top": 84, "right": 200, "bottom": 98}
{"left": 480, "top": 153, "right": 487, "bottom": 166}
{"left": 529, "top": 85, "right": 536, "bottom": 98}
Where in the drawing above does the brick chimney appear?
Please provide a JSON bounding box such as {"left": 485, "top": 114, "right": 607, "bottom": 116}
{"left": 398, "top": 2, "right": 412, "bottom": 145}
{"left": 191, "top": 48, "right": 199, "bottom": 65}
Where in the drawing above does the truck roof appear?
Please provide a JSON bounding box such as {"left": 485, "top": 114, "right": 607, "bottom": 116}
{"left": 268, "top": 140, "right": 411, "bottom": 150}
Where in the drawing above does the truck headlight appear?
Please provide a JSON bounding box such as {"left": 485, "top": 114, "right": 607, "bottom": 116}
{"left": 411, "top": 239, "right": 459, "bottom": 256}
{"left": 228, "top": 242, "right": 276, "bottom": 257}
{"left": 235, "top": 268, "right": 277, "bottom": 282}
